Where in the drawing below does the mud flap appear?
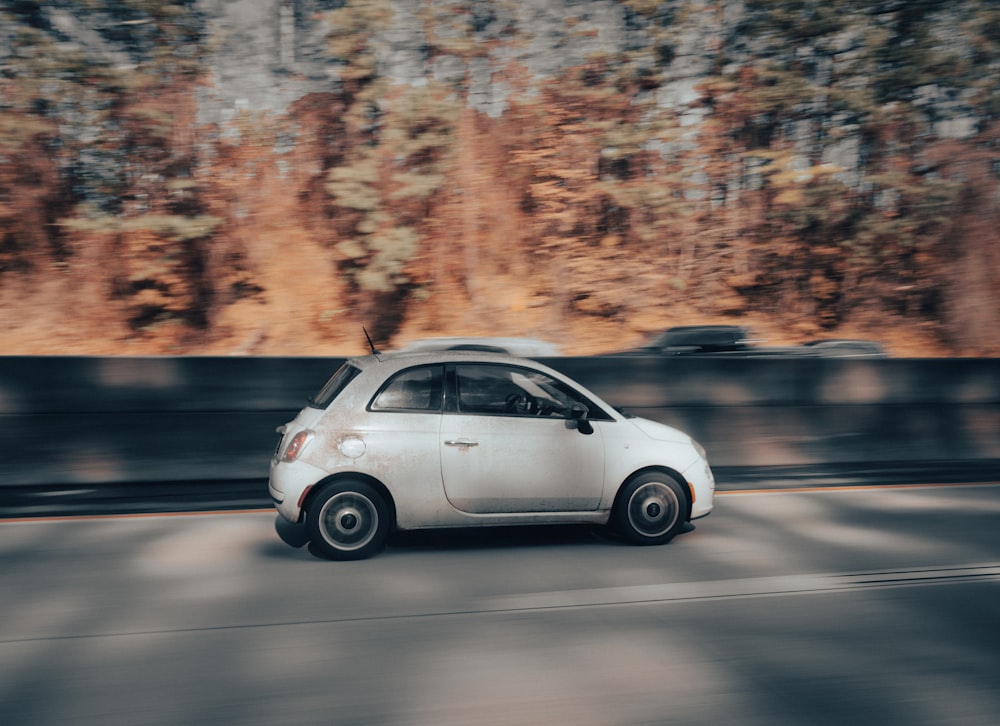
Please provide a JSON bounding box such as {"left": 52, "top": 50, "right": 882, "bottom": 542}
{"left": 274, "top": 514, "right": 310, "bottom": 548}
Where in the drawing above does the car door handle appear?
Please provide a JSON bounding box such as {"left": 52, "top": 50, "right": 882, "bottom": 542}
{"left": 445, "top": 439, "right": 479, "bottom": 448}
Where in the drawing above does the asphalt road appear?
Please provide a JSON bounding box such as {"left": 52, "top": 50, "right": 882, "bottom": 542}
{"left": 1, "top": 483, "right": 998, "bottom": 726}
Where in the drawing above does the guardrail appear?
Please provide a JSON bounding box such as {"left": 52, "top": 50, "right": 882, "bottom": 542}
{"left": 547, "top": 356, "right": 1000, "bottom": 476}
{"left": 0, "top": 356, "right": 997, "bottom": 510}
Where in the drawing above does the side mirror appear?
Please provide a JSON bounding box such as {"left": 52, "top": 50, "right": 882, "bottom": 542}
{"left": 569, "top": 403, "right": 594, "bottom": 435}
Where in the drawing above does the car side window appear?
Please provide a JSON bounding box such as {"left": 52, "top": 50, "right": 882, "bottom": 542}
{"left": 455, "top": 364, "right": 591, "bottom": 418}
{"left": 370, "top": 366, "right": 443, "bottom": 412}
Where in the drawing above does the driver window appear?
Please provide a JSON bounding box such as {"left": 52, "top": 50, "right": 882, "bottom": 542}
{"left": 455, "top": 364, "right": 583, "bottom": 418}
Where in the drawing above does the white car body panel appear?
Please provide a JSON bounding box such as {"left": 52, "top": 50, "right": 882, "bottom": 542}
{"left": 440, "top": 413, "right": 605, "bottom": 514}
{"left": 269, "top": 351, "right": 714, "bottom": 534}
{"left": 598, "top": 418, "right": 701, "bottom": 498}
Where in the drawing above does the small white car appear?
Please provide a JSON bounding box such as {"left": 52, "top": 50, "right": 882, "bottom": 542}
{"left": 269, "top": 351, "right": 714, "bottom": 560}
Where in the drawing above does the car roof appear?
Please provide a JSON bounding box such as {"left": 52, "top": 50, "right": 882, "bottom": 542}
{"left": 347, "top": 349, "right": 544, "bottom": 370}
{"left": 393, "top": 336, "right": 562, "bottom": 357}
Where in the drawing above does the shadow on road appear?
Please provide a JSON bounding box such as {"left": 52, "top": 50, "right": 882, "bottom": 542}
{"left": 387, "top": 524, "right": 613, "bottom": 553}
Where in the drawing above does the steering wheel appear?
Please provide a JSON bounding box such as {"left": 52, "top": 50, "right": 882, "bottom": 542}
{"left": 504, "top": 392, "right": 538, "bottom": 414}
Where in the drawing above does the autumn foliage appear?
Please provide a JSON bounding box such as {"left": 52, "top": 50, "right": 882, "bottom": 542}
{"left": 1, "top": 0, "right": 999, "bottom": 356}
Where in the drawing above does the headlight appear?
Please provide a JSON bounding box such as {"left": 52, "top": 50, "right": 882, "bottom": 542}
{"left": 691, "top": 437, "right": 707, "bottom": 460}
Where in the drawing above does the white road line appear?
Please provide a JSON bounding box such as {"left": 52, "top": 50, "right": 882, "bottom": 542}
{"left": 3, "top": 565, "right": 997, "bottom": 644}
{"left": 716, "top": 481, "right": 1000, "bottom": 495}
{"left": 480, "top": 564, "right": 1000, "bottom": 612}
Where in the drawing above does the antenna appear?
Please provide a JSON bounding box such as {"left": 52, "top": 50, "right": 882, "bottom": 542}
{"left": 363, "top": 326, "right": 380, "bottom": 356}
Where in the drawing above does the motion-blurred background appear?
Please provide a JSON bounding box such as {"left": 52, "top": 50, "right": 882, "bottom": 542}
{"left": 2, "top": 0, "right": 999, "bottom": 357}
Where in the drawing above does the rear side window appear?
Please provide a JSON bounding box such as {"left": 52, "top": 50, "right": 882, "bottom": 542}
{"left": 308, "top": 364, "right": 361, "bottom": 409}
{"left": 370, "top": 366, "right": 443, "bottom": 412}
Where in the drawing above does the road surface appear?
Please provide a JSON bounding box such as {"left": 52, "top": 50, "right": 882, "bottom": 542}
{"left": 1, "top": 483, "right": 998, "bottom": 725}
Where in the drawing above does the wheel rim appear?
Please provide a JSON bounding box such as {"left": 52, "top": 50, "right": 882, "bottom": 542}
{"left": 626, "top": 481, "right": 680, "bottom": 538}
{"left": 317, "top": 491, "right": 379, "bottom": 551}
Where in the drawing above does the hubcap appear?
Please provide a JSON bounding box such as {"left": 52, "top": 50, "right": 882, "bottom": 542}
{"left": 318, "top": 492, "right": 378, "bottom": 551}
{"left": 627, "top": 482, "right": 679, "bottom": 538}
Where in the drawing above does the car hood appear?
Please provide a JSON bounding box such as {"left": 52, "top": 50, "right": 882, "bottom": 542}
{"left": 625, "top": 416, "right": 693, "bottom": 444}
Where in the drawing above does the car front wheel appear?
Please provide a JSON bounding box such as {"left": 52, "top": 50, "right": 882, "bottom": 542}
{"left": 613, "top": 472, "right": 687, "bottom": 546}
{"left": 307, "top": 480, "right": 390, "bottom": 560}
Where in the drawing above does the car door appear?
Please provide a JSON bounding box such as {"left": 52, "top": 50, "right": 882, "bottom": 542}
{"left": 440, "top": 363, "right": 606, "bottom": 514}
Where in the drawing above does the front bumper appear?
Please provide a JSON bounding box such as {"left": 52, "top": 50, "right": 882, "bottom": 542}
{"left": 683, "top": 456, "right": 716, "bottom": 520}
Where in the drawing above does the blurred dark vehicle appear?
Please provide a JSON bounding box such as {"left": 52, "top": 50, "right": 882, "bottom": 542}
{"left": 799, "top": 340, "right": 889, "bottom": 358}
{"left": 615, "top": 325, "right": 886, "bottom": 358}
{"left": 618, "top": 325, "right": 764, "bottom": 355}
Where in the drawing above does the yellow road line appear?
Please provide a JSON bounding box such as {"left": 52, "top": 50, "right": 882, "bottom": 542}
{"left": 0, "top": 508, "right": 270, "bottom": 524}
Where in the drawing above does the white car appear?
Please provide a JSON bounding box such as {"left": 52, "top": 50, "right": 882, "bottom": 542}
{"left": 269, "top": 351, "right": 714, "bottom": 560}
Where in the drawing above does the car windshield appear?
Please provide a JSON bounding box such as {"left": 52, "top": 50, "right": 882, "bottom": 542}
{"left": 308, "top": 363, "right": 361, "bottom": 409}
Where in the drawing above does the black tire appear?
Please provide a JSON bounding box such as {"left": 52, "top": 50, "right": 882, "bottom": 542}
{"left": 612, "top": 472, "right": 688, "bottom": 546}
{"left": 306, "top": 480, "right": 390, "bottom": 560}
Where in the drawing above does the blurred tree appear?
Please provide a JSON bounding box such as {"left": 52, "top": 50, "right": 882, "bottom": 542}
{"left": 321, "top": 0, "right": 462, "bottom": 341}
{"left": 697, "top": 1, "right": 978, "bottom": 335}
{"left": 0, "top": 0, "right": 216, "bottom": 333}
{"left": 1, "top": 0, "right": 998, "bottom": 353}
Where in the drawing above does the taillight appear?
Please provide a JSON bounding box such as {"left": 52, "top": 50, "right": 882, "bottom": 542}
{"left": 281, "top": 430, "right": 314, "bottom": 462}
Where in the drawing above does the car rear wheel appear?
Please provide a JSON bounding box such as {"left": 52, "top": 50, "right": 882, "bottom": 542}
{"left": 307, "top": 481, "right": 390, "bottom": 560}
{"left": 613, "top": 472, "right": 687, "bottom": 546}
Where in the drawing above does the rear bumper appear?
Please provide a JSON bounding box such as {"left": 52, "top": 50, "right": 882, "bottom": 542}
{"left": 269, "top": 458, "right": 328, "bottom": 523}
